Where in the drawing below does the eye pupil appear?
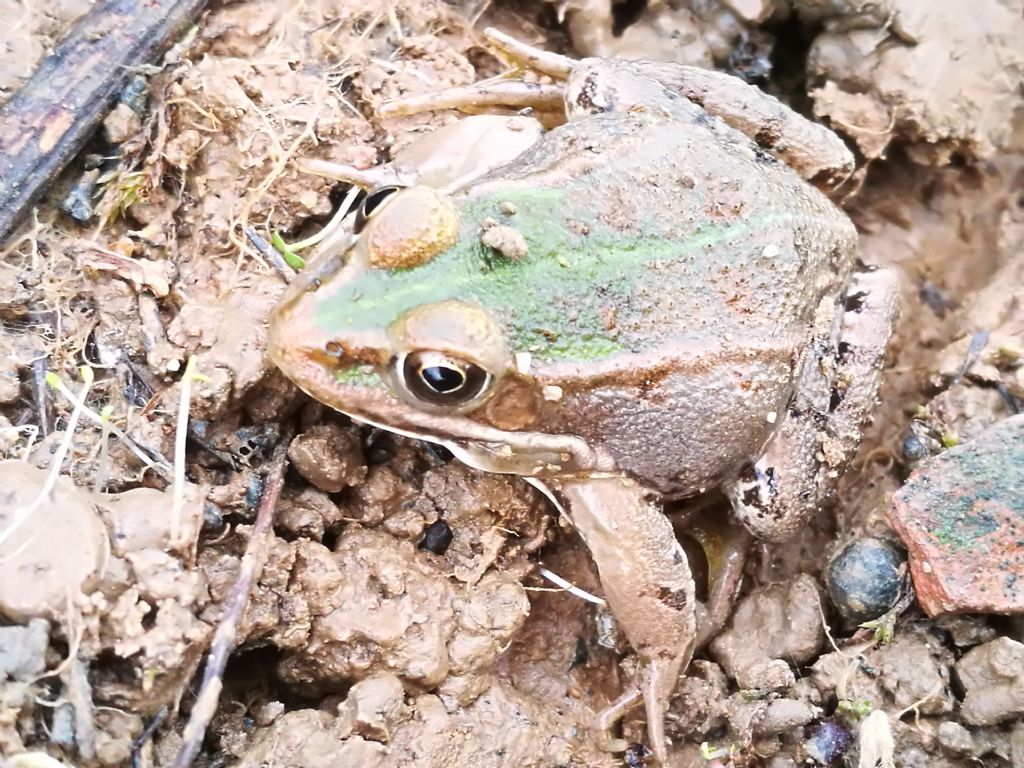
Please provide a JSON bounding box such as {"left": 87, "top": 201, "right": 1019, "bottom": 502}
{"left": 420, "top": 365, "right": 465, "bottom": 393}
{"left": 400, "top": 352, "right": 492, "bottom": 407}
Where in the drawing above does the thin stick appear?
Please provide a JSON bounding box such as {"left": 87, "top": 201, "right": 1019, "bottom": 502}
{"left": 131, "top": 706, "right": 168, "bottom": 768}
{"left": 243, "top": 226, "right": 295, "bottom": 282}
{"left": 171, "top": 428, "right": 292, "bottom": 768}
{"left": 64, "top": 654, "right": 97, "bottom": 761}
{"left": 30, "top": 348, "right": 51, "bottom": 438}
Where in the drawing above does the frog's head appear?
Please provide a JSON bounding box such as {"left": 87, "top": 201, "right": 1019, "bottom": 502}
{"left": 268, "top": 184, "right": 603, "bottom": 478}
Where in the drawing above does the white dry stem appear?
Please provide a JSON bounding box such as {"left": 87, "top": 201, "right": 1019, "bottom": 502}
{"left": 94, "top": 406, "right": 113, "bottom": 494}
{"left": 0, "top": 367, "right": 93, "bottom": 549}
{"left": 858, "top": 709, "right": 896, "bottom": 768}
{"left": 47, "top": 376, "right": 172, "bottom": 480}
{"left": 286, "top": 183, "right": 360, "bottom": 252}
{"left": 171, "top": 355, "right": 198, "bottom": 546}
{"left": 536, "top": 565, "right": 607, "bottom": 606}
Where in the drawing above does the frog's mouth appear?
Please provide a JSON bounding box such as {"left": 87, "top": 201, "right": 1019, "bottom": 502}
{"left": 268, "top": 327, "right": 607, "bottom": 479}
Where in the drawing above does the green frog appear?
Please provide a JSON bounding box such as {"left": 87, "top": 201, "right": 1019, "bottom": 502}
{"left": 268, "top": 29, "right": 899, "bottom": 765}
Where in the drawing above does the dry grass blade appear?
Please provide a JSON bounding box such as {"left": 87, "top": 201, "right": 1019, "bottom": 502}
{"left": 171, "top": 355, "right": 202, "bottom": 547}
{"left": 0, "top": 367, "right": 92, "bottom": 549}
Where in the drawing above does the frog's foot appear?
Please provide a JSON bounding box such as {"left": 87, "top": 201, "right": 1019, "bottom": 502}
{"left": 592, "top": 654, "right": 682, "bottom": 763}
{"left": 725, "top": 267, "right": 901, "bottom": 542}
{"left": 692, "top": 524, "right": 753, "bottom": 649}
{"left": 547, "top": 475, "right": 696, "bottom": 765}
{"left": 378, "top": 30, "right": 575, "bottom": 120}
{"left": 671, "top": 501, "right": 752, "bottom": 648}
{"left": 482, "top": 27, "right": 575, "bottom": 78}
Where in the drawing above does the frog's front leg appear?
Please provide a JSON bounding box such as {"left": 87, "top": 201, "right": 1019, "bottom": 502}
{"left": 545, "top": 475, "right": 696, "bottom": 765}
{"left": 725, "top": 267, "right": 900, "bottom": 542}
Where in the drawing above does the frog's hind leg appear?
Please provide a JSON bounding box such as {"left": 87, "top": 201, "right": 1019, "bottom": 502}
{"left": 483, "top": 27, "right": 576, "bottom": 78}
{"left": 629, "top": 61, "right": 855, "bottom": 192}
{"left": 725, "top": 267, "right": 900, "bottom": 543}
{"left": 669, "top": 499, "right": 753, "bottom": 648}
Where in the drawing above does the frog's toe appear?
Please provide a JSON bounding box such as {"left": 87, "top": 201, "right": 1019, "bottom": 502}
{"left": 378, "top": 81, "right": 564, "bottom": 118}
{"left": 593, "top": 687, "right": 639, "bottom": 754}
{"left": 592, "top": 648, "right": 682, "bottom": 765}
{"left": 483, "top": 27, "right": 576, "bottom": 78}
{"left": 639, "top": 656, "right": 681, "bottom": 765}
{"left": 296, "top": 158, "right": 407, "bottom": 189}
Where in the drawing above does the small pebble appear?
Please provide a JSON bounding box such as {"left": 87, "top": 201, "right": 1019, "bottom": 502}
{"left": 480, "top": 223, "right": 528, "bottom": 260}
{"left": 901, "top": 432, "right": 932, "bottom": 464}
{"left": 624, "top": 743, "right": 650, "bottom": 768}
{"left": 826, "top": 538, "right": 905, "bottom": 625}
{"left": 50, "top": 703, "right": 76, "bottom": 748}
{"left": 804, "top": 720, "right": 854, "bottom": 765}
{"left": 119, "top": 74, "right": 150, "bottom": 115}
{"left": 937, "top": 721, "right": 975, "bottom": 756}
{"left": 61, "top": 168, "right": 101, "bottom": 222}
{"left": 418, "top": 519, "right": 453, "bottom": 555}
{"left": 202, "top": 501, "right": 225, "bottom": 531}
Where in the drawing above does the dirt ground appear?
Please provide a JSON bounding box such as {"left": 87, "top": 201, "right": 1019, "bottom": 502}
{"left": 0, "top": 0, "right": 1023, "bottom": 766}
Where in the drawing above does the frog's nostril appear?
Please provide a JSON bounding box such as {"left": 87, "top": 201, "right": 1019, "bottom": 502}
{"left": 324, "top": 340, "right": 344, "bottom": 359}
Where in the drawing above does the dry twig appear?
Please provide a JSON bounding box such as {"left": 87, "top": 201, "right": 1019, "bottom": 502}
{"left": 171, "top": 428, "right": 293, "bottom": 768}
{"left": 0, "top": 0, "right": 208, "bottom": 244}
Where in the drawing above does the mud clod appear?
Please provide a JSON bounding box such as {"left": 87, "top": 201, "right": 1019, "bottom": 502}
{"left": 711, "top": 574, "right": 826, "bottom": 689}
{"left": 956, "top": 637, "right": 1024, "bottom": 726}
{"left": 287, "top": 422, "right": 367, "bottom": 493}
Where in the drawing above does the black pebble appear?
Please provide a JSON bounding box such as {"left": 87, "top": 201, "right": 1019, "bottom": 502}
{"left": 826, "top": 538, "right": 905, "bottom": 625}
{"left": 901, "top": 433, "right": 931, "bottom": 464}
{"left": 418, "top": 519, "right": 453, "bottom": 555}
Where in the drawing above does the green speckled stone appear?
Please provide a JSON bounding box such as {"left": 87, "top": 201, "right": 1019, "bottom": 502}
{"left": 888, "top": 415, "right": 1024, "bottom": 616}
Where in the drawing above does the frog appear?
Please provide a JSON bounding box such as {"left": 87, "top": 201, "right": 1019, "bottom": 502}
{"left": 268, "top": 28, "right": 900, "bottom": 765}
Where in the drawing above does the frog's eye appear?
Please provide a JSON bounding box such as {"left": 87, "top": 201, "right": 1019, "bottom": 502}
{"left": 354, "top": 185, "right": 404, "bottom": 234}
{"left": 399, "top": 351, "right": 492, "bottom": 407}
